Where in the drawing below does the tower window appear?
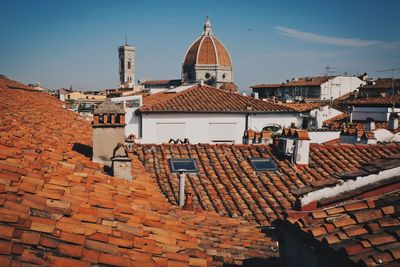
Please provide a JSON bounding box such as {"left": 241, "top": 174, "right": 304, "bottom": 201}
{"left": 204, "top": 73, "right": 211, "bottom": 79}
{"left": 128, "top": 61, "right": 131, "bottom": 69}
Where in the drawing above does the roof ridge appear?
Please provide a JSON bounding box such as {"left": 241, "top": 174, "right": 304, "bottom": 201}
{"left": 139, "top": 84, "right": 297, "bottom": 113}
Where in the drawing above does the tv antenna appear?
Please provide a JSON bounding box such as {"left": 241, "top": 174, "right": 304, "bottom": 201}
{"left": 325, "top": 66, "right": 337, "bottom": 107}
{"left": 325, "top": 66, "right": 337, "bottom": 76}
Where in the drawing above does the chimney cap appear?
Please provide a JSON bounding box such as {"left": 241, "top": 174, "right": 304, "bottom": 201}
{"left": 294, "top": 130, "right": 310, "bottom": 140}
{"left": 93, "top": 99, "right": 125, "bottom": 114}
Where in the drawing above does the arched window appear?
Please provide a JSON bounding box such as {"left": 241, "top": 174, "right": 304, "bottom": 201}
{"left": 127, "top": 60, "right": 131, "bottom": 70}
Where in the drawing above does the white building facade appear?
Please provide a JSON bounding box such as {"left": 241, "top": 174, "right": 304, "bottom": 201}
{"left": 320, "top": 76, "right": 365, "bottom": 100}
{"left": 140, "top": 112, "right": 301, "bottom": 144}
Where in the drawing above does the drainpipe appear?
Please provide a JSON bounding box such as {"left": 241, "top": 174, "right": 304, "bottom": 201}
{"left": 139, "top": 112, "right": 143, "bottom": 138}
{"left": 245, "top": 113, "right": 249, "bottom": 131}
{"left": 179, "top": 171, "right": 186, "bottom": 207}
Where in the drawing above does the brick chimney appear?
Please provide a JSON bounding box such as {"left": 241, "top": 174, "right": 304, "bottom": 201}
{"left": 111, "top": 143, "right": 132, "bottom": 180}
{"left": 92, "top": 99, "right": 126, "bottom": 165}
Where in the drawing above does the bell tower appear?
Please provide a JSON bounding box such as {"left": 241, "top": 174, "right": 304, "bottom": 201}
{"left": 118, "top": 38, "right": 135, "bottom": 89}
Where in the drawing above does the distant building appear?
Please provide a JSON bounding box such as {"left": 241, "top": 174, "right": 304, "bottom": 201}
{"left": 251, "top": 76, "right": 365, "bottom": 101}
{"left": 28, "top": 82, "right": 48, "bottom": 92}
{"left": 111, "top": 95, "right": 142, "bottom": 137}
{"left": 64, "top": 91, "right": 85, "bottom": 101}
{"left": 358, "top": 77, "right": 400, "bottom": 97}
{"left": 139, "top": 79, "right": 182, "bottom": 93}
{"left": 347, "top": 94, "right": 400, "bottom": 122}
{"left": 118, "top": 42, "right": 135, "bottom": 89}
{"left": 182, "top": 16, "right": 235, "bottom": 90}
{"left": 135, "top": 83, "right": 306, "bottom": 144}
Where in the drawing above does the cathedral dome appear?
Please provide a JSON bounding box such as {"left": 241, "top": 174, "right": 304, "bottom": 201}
{"left": 183, "top": 17, "right": 232, "bottom": 67}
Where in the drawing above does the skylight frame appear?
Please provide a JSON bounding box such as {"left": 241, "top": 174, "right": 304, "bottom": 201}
{"left": 249, "top": 157, "right": 277, "bottom": 172}
{"left": 169, "top": 158, "right": 198, "bottom": 173}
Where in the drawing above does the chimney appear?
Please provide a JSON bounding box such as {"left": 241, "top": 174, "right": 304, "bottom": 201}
{"left": 389, "top": 112, "right": 399, "bottom": 130}
{"left": 179, "top": 172, "right": 186, "bottom": 206}
{"left": 183, "top": 193, "right": 195, "bottom": 211}
{"left": 92, "top": 99, "right": 126, "bottom": 166}
{"left": 111, "top": 143, "right": 132, "bottom": 180}
{"left": 366, "top": 117, "right": 375, "bottom": 131}
{"left": 253, "top": 92, "right": 259, "bottom": 99}
{"left": 293, "top": 130, "right": 310, "bottom": 165}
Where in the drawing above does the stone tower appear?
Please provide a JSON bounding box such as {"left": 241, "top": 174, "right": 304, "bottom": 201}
{"left": 118, "top": 42, "right": 135, "bottom": 89}
{"left": 92, "top": 100, "right": 126, "bottom": 165}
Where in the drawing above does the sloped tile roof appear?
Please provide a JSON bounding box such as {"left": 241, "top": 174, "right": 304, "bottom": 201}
{"left": 323, "top": 114, "right": 400, "bottom": 133}
{"left": 133, "top": 142, "right": 400, "bottom": 225}
{"left": 275, "top": 191, "right": 400, "bottom": 266}
{"left": 279, "top": 102, "right": 324, "bottom": 112}
{"left": 360, "top": 78, "right": 400, "bottom": 90}
{"left": 0, "top": 78, "right": 276, "bottom": 266}
{"left": 0, "top": 76, "right": 35, "bottom": 91}
{"left": 138, "top": 84, "right": 295, "bottom": 113}
{"left": 250, "top": 84, "right": 282, "bottom": 89}
{"left": 251, "top": 76, "right": 331, "bottom": 89}
{"left": 346, "top": 95, "right": 400, "bottom": 106}
{"left": 140, "top": 79, "right": 182, "bottom": 86}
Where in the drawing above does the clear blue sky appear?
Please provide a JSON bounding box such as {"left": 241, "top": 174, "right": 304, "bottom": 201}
{"left": 1, "top": 0, "right": 400, "bottom": 91}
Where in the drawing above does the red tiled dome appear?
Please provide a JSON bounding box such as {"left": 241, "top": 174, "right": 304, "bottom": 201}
{"left": 183, "top": 18, "right": 232, "bottom": 67}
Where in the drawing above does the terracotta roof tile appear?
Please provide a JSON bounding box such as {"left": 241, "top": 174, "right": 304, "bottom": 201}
{"left": 323, "top": 114, "right": 400, "bottom": 133}
{"left": 347, "top": 94, "right": 400, "bottom": 106}
{"left": 0, "top": 77, "right": 277, "bottom": 266}
{"left": 133, "top": 142, "right": 400, "bottom": 225}
{"left": 139, "top": 84, "right": 295, "bottom": 113}
{"left": 280, "top": 102, "right": 324, "bottom": 112}
{"left": 276, "top": 192, "right": 400, "bottom": 266}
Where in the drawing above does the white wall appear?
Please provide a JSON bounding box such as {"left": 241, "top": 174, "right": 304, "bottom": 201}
{"left": 310, "top": 106, "right": 342, "bottom": 128}
{"left": 141, "top": 113, "right": 245, "bottom": 144}
{"left": 249, "top": 113, "right": 301, "bottom": 131}
{"left": 320, "top": 76, "right": 365, "bottom": 100}
{"left": 111, "top": 95, "right": 142, "bottom": 137}
{"left": 140, "top": 112, "right": 301, "bottom": 144}
{"left": 352, "top": 106, "right": 398, "bottom": 121}
{"left": 308, "top": 131, "right": 340, "bottom": 144}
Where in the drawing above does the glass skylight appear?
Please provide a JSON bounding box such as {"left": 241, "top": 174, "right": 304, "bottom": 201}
{"left": 249, "top": 157, "right": 277, "bottom": 172}
{"left": 169, "top": 158, "right": 198, "bottom": 173}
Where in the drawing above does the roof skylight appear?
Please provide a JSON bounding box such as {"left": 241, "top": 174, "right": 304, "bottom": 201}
{"left": 249, "top": 157, "right": 277, "bottom": 172}
{"left": 169, "top": 158, "right": 198, "bottom": 173}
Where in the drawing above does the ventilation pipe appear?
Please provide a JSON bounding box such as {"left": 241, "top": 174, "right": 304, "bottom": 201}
{"left": 179, "top": 172, "right": 186, "bottom": 206}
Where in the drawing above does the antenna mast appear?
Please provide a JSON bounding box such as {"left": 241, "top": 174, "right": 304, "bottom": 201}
{"left": 325, "top": 66, "right": 337, "bottom": 107}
